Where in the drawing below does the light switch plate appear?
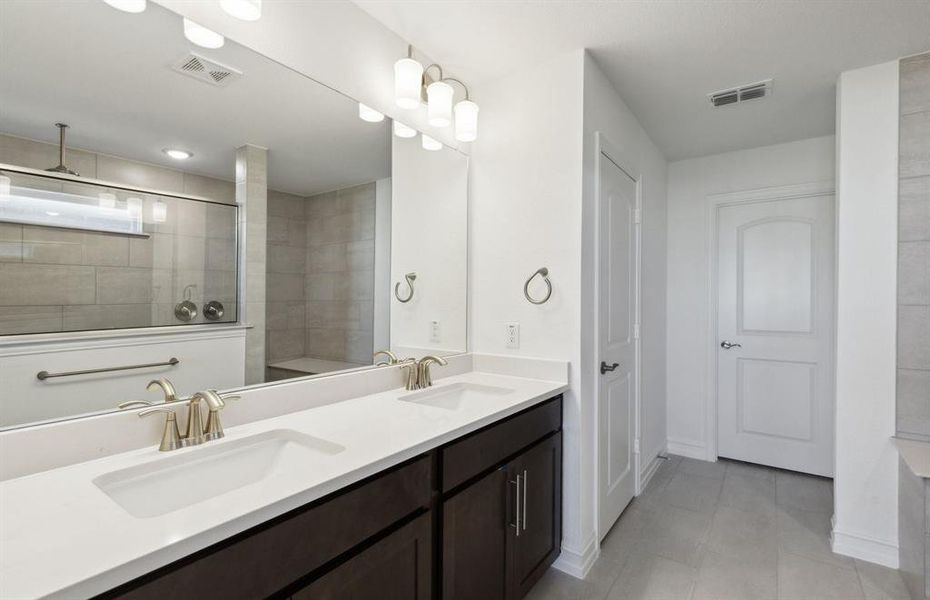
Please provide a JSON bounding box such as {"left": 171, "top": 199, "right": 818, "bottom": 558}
{"left": 505, "top": 322, "right": 520, "bottom": 349}
{"left": 430, "top": 320, "right": 441, "bottom": 343}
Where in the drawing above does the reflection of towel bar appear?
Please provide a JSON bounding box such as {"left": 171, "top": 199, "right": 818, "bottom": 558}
{"left": 394, "top": 272, "right": 417, "bottom": 303}
{"left": 524, "top": 267, "right": 552, "bottom": 305}
{"left": 36, "top": 357, "right": 180, "bottom": 381}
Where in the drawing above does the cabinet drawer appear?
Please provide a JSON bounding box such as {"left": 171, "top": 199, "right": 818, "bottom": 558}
{"left": 100, "top": 455, "right": 432, "bottom": 600}
{"left": 442, "top": 396, "right": 561, "bottom": 493}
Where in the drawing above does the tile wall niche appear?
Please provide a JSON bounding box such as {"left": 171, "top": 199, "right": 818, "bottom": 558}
{"left": 265, "top": 182, "right": 376, "bottom": 368}
{"left": 0, "top": 133, "right": 239, "bottom": 335}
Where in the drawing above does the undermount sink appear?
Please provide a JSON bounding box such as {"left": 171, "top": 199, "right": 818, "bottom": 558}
{"left": 398, "top": 382, "right": 514, "bottom": 410}
{"left": 93, "top": 429, "right": 345, "bottom": 518}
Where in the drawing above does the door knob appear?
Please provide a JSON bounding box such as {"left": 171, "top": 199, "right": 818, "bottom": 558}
{"left": 600, "top": 361, "right": 620, "bottom": 374}
{"left": 720, "top": 341, "right": 742, "bottom": 350}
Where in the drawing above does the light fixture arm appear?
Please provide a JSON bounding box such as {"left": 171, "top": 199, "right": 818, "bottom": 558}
{"left": 441, "top": 77, "right": 471, "bottom": 101}
{"left": 423, "top": 63, "right": 445, "bottom": 83}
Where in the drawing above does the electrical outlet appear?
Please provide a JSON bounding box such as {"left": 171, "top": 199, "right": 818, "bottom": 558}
{"left": 430, "top": 320, "right": 441, "bottom": 343}
{"left": 505, "top": 322, "right": 520, "bottom": 349}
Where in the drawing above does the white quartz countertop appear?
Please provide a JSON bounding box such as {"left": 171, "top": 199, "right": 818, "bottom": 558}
{"left": 0, "top": 371, "right": 567, "bottom": 599}
{"left": 895, "top": 437, "right": 930, "bottom": 478}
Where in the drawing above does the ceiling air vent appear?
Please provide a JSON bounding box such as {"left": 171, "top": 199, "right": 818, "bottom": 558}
{"left": 171, "top": 53, "right": 242, "bottom": 87}
{"left": 708, "top": 79, "right": 773, "bottom": 108}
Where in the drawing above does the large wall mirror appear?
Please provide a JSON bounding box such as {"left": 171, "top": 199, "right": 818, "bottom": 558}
{"left": 0, "top": 0, "right": 468, "bottom": 429}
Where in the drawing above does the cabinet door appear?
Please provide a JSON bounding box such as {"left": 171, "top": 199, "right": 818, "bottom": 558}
{"left": 442, "top": 466, "right": 509, "bottom": 600}
{"left": 292, "top": 513, "right": 431, "bottom": 600}
{"left": 508, "top": 432, "right": 562, "bottom": 600}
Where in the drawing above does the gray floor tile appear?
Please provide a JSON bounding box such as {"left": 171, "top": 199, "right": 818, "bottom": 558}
{"left": 775, "top": 470, "right": 834, "bottom": 512}
{"left": 855, "top": 559, "right": 911, "bottom": 600}
{"left": 725, "top": 459, "right": 777, "bottom": 481}
{"left": 692, "top": 549, "right": 777, "bottom": 600}
{"left": 678, "top": 457, "right": 727, "bottom": 480}
{"left": 526, "top": 567, "right": 608, "bottom": 600}
{"left": 777, "top": 551, "right": 865, "bottom": 599}
{"left": 704, "top": 505, "right": 778, "bottom": 563}
{"left": 662, "top": 471, "right": 723, "bottom": 514}
{"left": 719, "top": 472, "right": 777, "bottom": 514}
{"left": 635, "top": 504, "right": 712, "bottom": 566}
{"left": 605, "top": 551, "right": 697, "bottom": 600}
{"left": 776, "top": 506, "right": 855, "bottom": 570}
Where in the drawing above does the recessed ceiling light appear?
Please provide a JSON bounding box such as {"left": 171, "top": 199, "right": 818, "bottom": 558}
{"left": 163, "top": 148, "right": 193, "bottom": 160}
{"left": 220, "top": 0, "right": 262, "bottom": 21}
{"left": 358, "top": 103, "right": 385, "bottom": 123}
{"left": 183, "top": 18, "right": 224, "bottom": 49}
{"left": 103, "top": 0, "right": 146, "bottom": 13}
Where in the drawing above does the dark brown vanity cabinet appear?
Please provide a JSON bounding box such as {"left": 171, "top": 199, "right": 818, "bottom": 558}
{"left": 441, "top": 399, "right": 563, "bottom": 600}
{"left": 99, "top": 396, "right": 562, "bottom": 600}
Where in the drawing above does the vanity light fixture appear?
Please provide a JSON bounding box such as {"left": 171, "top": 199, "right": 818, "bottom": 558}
{"left": 454, "top": 99, "right": 479, "bottom": 142}
{"left": 393, "top": 121, "right": 417, "bottom": 139}
{"left": 426, "top": 80, "right": 454, "bottom": 127}
{"left": 219, "top": 0, "right": 261, "bottom": 21}
{"left": 394, "top": 47, "right": 424, "bottom": 110}
{"left": 126, "top": 197, "right": 143, "bottom": 220}
{"left": 98, "top": 192, "right": 117, "bottom": 209}
{"left": 0, "top": 174, "right": 11, "bottom": 197}
{"left": 358, "top": 103, "right": 385, "bottom": 123}
{"left": 152, "top": 199, "right": 168, "bottom": 223}
{"left": 163, "top": 148, "right": 193, "bottom": 160}
{"left": 421, "top": 134, "right": 442, "bottom": 151}
{"left": 183, "top": 18, "right": 224, "bottom": 49}
{"left": 103, "top": 0, "right": 146, "bottom": 13}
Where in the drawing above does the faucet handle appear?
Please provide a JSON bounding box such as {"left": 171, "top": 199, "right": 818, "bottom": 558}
{"left": 138, "top": 407, "right": 183, "bottom": 452}
{"left": 198, "top": 390, "right": 239, "bottom": 440}
{"left": 146, "top": 378, "right": 179, "bottom": 403}
{"left": 118, "top": 400, "right": 154, "bottom": 410}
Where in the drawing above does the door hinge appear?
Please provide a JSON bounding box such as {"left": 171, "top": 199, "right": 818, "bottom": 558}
{"left": 633, "top": 323, "right": 640, "bottom": 339}
{"left": 634, "top": 208, "right": 642, "bottom": 224}
{"left": 633, "top": 439, "right": 641, "bottom": 454}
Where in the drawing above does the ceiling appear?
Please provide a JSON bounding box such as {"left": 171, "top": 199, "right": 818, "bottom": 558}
{"left": 0, "top": 0, "right": 390, "bottom": 196}
{"left": 354, "top": 0, "right": 930, "bottom": 160}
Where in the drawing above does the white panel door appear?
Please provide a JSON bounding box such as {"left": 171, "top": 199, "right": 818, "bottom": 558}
{"left": 716, "top": 193, "right": 835, "bottom": 476}
{"left": 598, "top": 152, "right": 638, "bottom": 538}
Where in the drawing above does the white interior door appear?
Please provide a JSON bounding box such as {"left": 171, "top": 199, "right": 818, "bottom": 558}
{"left": 598, "top": 151, "right": 638, "bottom": 539}
{"left": 716, "top": 192, "right": 835, "bottom": 476}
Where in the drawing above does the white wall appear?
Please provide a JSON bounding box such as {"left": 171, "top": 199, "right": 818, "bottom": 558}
{"left": 665, "top": 136, "right": 836, "bottom": 458}
{"left": 470, "top": 50, "right": 588, "bottom": 573}
{"left": 581, "top": 53, "right": 668, "bottom": 486}
{"left": 391, "top": 137, "right": 468, "bottom": 354}
{"left": 832, "top": 60, "right": 899, "bottom": 568}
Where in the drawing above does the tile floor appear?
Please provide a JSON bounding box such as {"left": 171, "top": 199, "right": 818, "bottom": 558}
{"left": 527, "top": 455, "right": 910, "bottom": 600}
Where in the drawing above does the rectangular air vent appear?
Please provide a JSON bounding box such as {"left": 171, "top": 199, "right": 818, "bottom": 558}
{"left": 709, "top": 79, "right": 773, "bottom": 108}
{"left": 171, "top": 53, "right": 242, "bottom": 87}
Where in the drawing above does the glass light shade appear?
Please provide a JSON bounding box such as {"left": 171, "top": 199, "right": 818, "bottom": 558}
{"left": 454, "top": 100, "right": 479, "bottom": 142}
{"left": 427, "top": 81, "right": 454, "bottom": 127}
{"left": 152, "top": 199, "right": 168, "bottom": 223}
{"left": 219, "top": 0, "right": 261, "bottom": 21}
{"left": 0, "top": 175, "right": 11, "bottom": 197}
{"left": 421, "top": 134, "right": 442, "bottom": 151}
{"left": 103, "top": 0, "right": 146, "bottom": 13}
{"left": 163, "top": 148, "right": 192, "bottom": 160}
{"left": 183, "top": 18, "right": 224, "bottom": 49}
{"left": 126, "top": 197, "right": 143, "bottom": 219}
{"left": 358, "top": 103, "right": 385, "bottom": 123}
{"left": 393, "top": 121, "right": 417, "bottom": 139}
{"left": 394, "top": 58, "right": 424, "bottom": 110}
{"left": 98, "top": 192, "right": 117, "bottom": 208}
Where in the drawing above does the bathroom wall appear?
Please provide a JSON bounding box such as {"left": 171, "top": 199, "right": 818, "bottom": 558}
{"left": 896, "top": 52, "right": 930, "bottom": 438}
{"left": 304, "top": 183, "right": 376, "bottom": 365}
{"left": 0, "top": 133, "right": 238, "bottom": 335}
{"left": 664, "top": 135, "right": 836, "bottom": 458}
{"left": 265, "top": 189, "right": 309, "bottom": 364}
{"left": 833, "top": 59, "right": 899, "bottom": 567}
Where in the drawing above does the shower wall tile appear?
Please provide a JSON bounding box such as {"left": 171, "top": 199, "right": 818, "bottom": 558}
{"left": 899, "top": 241, "right": 930, "bottom": 305}
{"left": 183, "top": 173, "right": 236, "bottom": 205}
{"left": 82, "top": 233, "right": 129, "bottom": 267}
{"left": 901, "top": 176, "right": 930, "bottom": 242}
{"left": 0, "top": 223, "right": 23, "bottom": 262}
{"left": 267, "top": 272, "right": 304, "bottom": 302}
{"left": 901, "top": 110, "right": 930, "bottom": 179}
{"left": 0, "top": 306, "right": 63, "bottom": 335}
{"left": 306, "top": 327, "right": 346, "bottom": 361}
{"left": 96, "top": 267, "right": 154, "bottom": 304}
{"left": 899, "top": 306, "right": 930, "bottom": 371}
{"left": 267, "top": 328, "right": 305, "bottom": 363}
{"left": 21, "top": 227, "right": 84, "bottom": 265}
{"left": 267, "top": 244, "right": 306, "bottom": 274}
{"left": 0, "top": 134, "right": 97, "bottom": 177}
{"left": 0, "top": 264, "right": 95, "bottom": 306}
{"left": 899, "top": 369, "right": 930, "bottom": 436}
{"left": 62, "top": 304, "right": 153, "bottom": 331}
{"left": 96, "top": 154, "right": 184, "bottom": 194}
{"left": 902, "top": 53, "right": 930, "bottom": 115}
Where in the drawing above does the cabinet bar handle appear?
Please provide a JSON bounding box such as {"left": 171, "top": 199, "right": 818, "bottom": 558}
{"left": 522, "top": 469, "right": 528, "bottom": 531}
{"left": 37, "top": 357, "right": 180, "bottom": 380}
{"left": 511, "top": 473, "right": 521, "bottom": 537}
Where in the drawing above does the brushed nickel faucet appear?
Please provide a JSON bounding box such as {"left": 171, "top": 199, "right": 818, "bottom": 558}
{"left": 403, "top": 355, "right": 449, "bottom": 390}
{"left": 373, "top": 349, "right": 401, "bottom": 366}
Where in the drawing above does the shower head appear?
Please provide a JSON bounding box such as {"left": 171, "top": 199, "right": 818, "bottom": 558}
{"left": 45, "top": 123, "right": 79, "bottom": 176}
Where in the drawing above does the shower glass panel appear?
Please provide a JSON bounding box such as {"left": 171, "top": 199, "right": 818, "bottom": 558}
{"left": 0, "top": 170, "right": 238, "bottom": 335}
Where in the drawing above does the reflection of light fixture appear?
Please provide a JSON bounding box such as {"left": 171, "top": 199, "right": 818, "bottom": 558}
{"left": 394, "top": 46, "right": 423, "bottom": 110}
{"left": 454, "top": 99, "right": 479, "bottom": 142}
{"left": 45, "top": 211, "right": 60, "bottom": 217}
{"left": 0, "top": 175, "right": 11, "bottom": 197}
{"left": 103, "top": 0, "right": 146, "bottom": 12}
{"left": 163, "top": 148, "right": 192, "bottom": 160}
{"left": 358, "top": 103, "right": 385, "bottom": 123}
{"left": 126, "top": 197, "right": 143, "bottom": 219}
{"left": 421, "top": 134, "right": 442, "bottom": 151}
{"left": 393, "top": 121, "right": 417, "bottom": 139}
{"left": 183, "top": 18, "right": 224, "bottom": 49}
{"left": 98, "top": 192, "right": 117, "bottom": 208}
{"left": 152, "top": 199, "right": 168, "bottom": 223}
{"left": 427, "top": 81, "right": 453, "bottom": 127}
{"left": 219, "top": 0, "right": 261, "bottom": 21}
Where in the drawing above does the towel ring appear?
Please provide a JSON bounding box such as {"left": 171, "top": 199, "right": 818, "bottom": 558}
{"left": 524, "top": 267, "right": 552, "bottom": 305}
{"left": 394, "top": 272, "right": 417, "bottom": 303}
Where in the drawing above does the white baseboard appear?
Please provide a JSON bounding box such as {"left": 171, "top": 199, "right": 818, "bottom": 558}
{"left": 552, "top": 533, "right": 600, "bottom": 579}
{"left": 666, "top": 438, "right": 707, "bottom": 460}
{"left": 639, "top": 453, "right": 664, "bottom": 494}
{"left": 831, "top": 520, "right": 899, "bottom": 569}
